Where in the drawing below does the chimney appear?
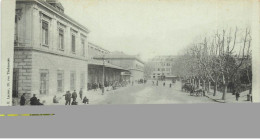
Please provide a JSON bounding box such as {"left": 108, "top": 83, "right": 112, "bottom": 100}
{"left": 46, "top": 0, "right": 64, "bottom": 13}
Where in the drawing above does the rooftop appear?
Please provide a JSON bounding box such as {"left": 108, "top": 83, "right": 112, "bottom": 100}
{"left": 93, "top": 52, "right": 144, "bottom": 64}
{"left": 17, "top": 0, "right": 90, "bottom": 33}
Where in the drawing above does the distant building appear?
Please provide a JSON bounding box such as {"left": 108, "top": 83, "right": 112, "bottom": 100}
{"left": 94, "top": 52, "right": 144, "bottom": 82}
{"left": 149, "top": 55, "right": 177, "bottom": 81}
{"left": 13, "top": 0, "right": 89, "bottom": 104}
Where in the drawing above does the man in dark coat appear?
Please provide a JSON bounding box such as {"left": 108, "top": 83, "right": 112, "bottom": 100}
{"left": 30, "top": 94, "right": 38, "bottom": 105}
{"left": 83, "top": 96, "right": 89, "bottom": 104}
{"left": 79, "top": 88, "right": 83, "bottom": 100}
{"left": 20, "top": 93, "right": 26, "bottom": 106}
{"left": 72, "top": 90, "right": 77, "bottom": 102}
{"left": 64, "top": 91, "right": 71, "bottom": 105}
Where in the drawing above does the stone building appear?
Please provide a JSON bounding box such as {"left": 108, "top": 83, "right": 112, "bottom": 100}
{"left": 13, "top": 0, "right": 89, "bottom": 104}
{"left": 149, "top": 55, "right": 177, "bottom": 81}
{"left": 87, "top": 43, "right": 130, "bottom": 87}
{"left": 94, "top": 52, "right": 144, "bottom": 82}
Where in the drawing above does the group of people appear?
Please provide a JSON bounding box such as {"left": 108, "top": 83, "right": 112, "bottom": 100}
{"left": 88, "top": 80, "right": 131, "bottom": 91}
{"left": 152, "top": 80, "right": 173, "bottom": 88}
{"left": 19, "top": 88, "right": 90, "bottom": 106}
{"left": 63, "top": 88, "right": 89, "bottom": 105}
{"left": 20, "top": 93, "right": 44, "bottom": 106}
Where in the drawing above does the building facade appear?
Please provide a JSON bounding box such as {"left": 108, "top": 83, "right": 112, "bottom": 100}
{"left": 87, "top": 43, "right": 130, "bottom": 87}
{"left": 94, "top": 52, "right": 144, "bottom": 82}
{"left": 13, "top": 0, "right": 89, "bottom": 104}
{"left": 149, "top": 55, "right": 177, "bottom": 80}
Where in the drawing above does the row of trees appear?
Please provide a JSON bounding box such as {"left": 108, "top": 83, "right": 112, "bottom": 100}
{"left": 172, "top": 27, "right": 252, "bottom": 100}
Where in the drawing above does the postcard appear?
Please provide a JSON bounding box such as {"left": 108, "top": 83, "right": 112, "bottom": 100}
{"left": 1, "top": 0, "right": 259, "bottom": 106}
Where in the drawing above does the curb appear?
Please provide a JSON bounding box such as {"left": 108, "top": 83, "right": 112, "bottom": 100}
{"left": 205, "top": 94, "right": 226, "bottom": 103}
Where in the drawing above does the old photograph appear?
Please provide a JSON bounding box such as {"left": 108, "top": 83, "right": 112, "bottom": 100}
{"left": 4, "top": 0, "right": 258, "bottom": 106}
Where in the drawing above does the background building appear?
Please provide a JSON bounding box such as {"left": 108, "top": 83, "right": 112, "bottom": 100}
{"left": 13, "top": 0, "right": 89, "bottom": 104}
{"left": 149, "top": 55, "right": 177, "bottom": 81}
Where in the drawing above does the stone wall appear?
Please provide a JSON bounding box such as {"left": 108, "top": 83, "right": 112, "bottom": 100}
{"left": 13, "top": 49, "right": 33, "bottom": 96}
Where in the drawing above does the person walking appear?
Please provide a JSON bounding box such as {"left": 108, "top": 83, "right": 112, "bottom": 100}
{"left": 72, "top": 90, "right": 77, "bottom": 102}
{"left": 64, "top": 91, "right": 71, "bottom": 105}
{"left": 20, "top": 93, "right": 26, "bottom": 106}
{"left": 30, "top": 94, "right": 38, "bottom": 105}
{"left": 169, "top": 83, "right": 172, "bottom": 88}
{"left": 79, "top": 88, "right": 83, "bottom": 100}
{"left": 163, "top": 82, "right": 165, "bottom": 87}
{"left": 236, "top": 92, "right": 240, "bottom": 101}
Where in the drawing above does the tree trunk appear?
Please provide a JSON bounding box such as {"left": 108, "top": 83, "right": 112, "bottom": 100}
{"left": 208, "top": 81, "right": 211, "bottom": 93}
{"left": 202, "top": 80, "right": 205, "bottom": 90}
{"left": 222, "top": 84, "right": 228, "bottom": 100}
{"left": 213, "top": 82, "right": 217, "bottom": 96}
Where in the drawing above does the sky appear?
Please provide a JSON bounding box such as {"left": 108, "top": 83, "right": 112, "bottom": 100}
{"left": 59, "top": 0, "right": 253, "bottom": 61}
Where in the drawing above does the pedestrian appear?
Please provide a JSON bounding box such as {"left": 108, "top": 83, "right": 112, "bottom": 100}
{"left": 37, "top": 99, "right": 44, "bottom": 105}
{"left": 169, "top": 83, "right": 172, "bottom": 88}
{"left": 30, "top": 94, "right": 38, "bottom": 105}
{"left": 72, "top": 90, "right": 77, "bottom": 101}
{"left": 132, "top": 81, "right": 134, "bottom": 86}
{"left": 64, "top": 91, "right": 71, "bottom": 105}
{"left": 79, "top": 88, "right": 83, "bottom": 100}
{"left": 71, "top": 100, "right": 78, "bottom": 105}
{"left": 53, "top": 95, "right": 59, "bottom": 103}
{"left": 83, "top": 96, "right": 89, "bottom": 104}
{"left": 236, "top": 92, "right": 240, "bottom": 101}
{"left": 163, "top": 82, "right": 165, "bottom": 87}
{"left": 156, "top": 80, "right": 158, "bottom": 86}
{"left": 20, "top": 93, "right": 26, "bottom": 106}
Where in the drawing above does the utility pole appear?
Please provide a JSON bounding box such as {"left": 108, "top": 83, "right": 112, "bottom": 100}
{"left": 102, "top": 55, "right": 105, "bottom": 95}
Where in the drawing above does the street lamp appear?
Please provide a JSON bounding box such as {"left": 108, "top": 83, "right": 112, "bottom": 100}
{"left": 102, "top": 55, "right": 105, "bottom": 95}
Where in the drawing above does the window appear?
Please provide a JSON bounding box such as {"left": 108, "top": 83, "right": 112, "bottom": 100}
{"left": 81, "top": 39, "right": 85, "bottom": 56}
{"left": 42, "top": 21, "right": 49, "bottom": 45}
{"left": 40, "top": 69, "right": 49, "bottom": 95}
{"left": 71, "top": 34, "right": 76, "bottom": 53}
{"left": 57, "top": 70, "right": 64, "bottom": 92}
{"left": 58, "top": 28, "right": 64, "bottom": 50}
{"left": 70, "top": 71, "right": 76, "bottom": 91}
{"left": 80, "top": 72, "right": 85, "bottom": 89}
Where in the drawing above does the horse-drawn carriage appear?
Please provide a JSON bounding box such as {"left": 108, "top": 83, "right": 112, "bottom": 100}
{"left": 182, "top": 83, "right": 205, "bottom": 97}
{"left": 190, "top": 88, "right": 204, "bottom": 96}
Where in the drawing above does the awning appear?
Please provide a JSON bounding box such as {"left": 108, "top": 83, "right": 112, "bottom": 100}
{"left": 88, "top": 59, "right": 129, "bottom": 71}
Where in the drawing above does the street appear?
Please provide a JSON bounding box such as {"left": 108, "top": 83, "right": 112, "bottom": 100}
{"left": 44, "top": 81, "right": 216, "bottom": 105}
{"left": 96, "top": 81, "right": 216, "bottom": 104}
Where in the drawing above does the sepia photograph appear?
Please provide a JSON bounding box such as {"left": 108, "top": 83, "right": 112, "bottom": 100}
{"left": 3, "top": 0, "right": 258, "bottom": 106}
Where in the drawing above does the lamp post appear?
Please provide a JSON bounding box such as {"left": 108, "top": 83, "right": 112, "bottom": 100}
{"left": 102, "top": 55, "right": 105, "bottom": 95}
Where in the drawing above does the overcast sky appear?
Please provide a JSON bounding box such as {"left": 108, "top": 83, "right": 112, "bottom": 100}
{"left": 60, "top": 0, "right": 253, "bottom": 61}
